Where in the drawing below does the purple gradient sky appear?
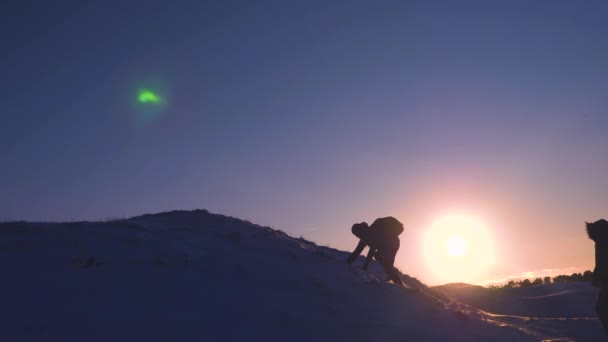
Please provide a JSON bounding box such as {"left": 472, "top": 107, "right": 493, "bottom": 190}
{"left": 2, "top": 1, "right": 607, "bottom": 284}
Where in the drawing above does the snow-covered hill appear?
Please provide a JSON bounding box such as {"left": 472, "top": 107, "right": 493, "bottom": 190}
{"left": 0, "top": 210, "right": 602, "bottom": 341}
{"left": 436, "top": 282, "right": 604, "bottom": 341}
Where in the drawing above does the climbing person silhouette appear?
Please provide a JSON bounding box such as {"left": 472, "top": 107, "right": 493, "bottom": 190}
{"left": 587, "top": 219, "right": 608, "bottom": 334}
{"left": 347, "top": 217, "right": 404, "bottom": 285}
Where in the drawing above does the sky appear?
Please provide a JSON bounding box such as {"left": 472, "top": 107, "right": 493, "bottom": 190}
{"left": 2, "top": 0, "right": 607, "bottom": 285}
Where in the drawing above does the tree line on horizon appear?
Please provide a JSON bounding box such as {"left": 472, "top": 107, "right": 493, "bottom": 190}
{"left": 488, "top": 270, "right": 594, "bottom": 289}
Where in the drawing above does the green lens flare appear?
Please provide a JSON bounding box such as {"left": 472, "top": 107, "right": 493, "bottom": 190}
{"left": 138, "top": 89, "right": 160, "bottom": 104}
{"left": 131, "top": 82, "right": 170, "bottom": 124}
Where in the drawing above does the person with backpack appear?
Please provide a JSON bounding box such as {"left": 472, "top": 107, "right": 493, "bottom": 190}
{"left": 587, "top": 219, "right": 608, "bottom": 334}
{"left": 346, "top": 217, "right": 404, "bottom": 285}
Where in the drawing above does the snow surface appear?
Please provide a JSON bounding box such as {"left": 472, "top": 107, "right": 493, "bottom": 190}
{"left": 0, "top": 210, "right": 603, "bottom": 341}
{"left": 435, "top": 282, "right": 605, "bottom": 341}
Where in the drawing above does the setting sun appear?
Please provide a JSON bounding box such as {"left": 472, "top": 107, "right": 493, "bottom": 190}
{"left": 445, "top": 235, "right": 469, "bottom": 257}
{"left": 423, "top": 214, "right": 495, "bottom": 284}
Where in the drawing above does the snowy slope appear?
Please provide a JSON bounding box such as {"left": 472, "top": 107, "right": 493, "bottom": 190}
{"left": 0, "top": 210, "right": 597, "bottom": 341}
{"left": 435, "top": 282, "right": 598, "bottom": 318}
{"left": 436, "top": 282, "right": 604, "bottom": 341}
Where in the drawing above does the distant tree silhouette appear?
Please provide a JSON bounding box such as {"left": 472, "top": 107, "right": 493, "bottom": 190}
{"left": 520, "top": 279, "right": 533, "bottom": 287}
{"left": 489, "top": 270, "right": 593, "bottom": 289}
{"left": 552, "top": 272, "right": 591, "bottom": 283}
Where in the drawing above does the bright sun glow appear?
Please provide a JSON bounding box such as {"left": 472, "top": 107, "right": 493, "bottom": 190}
{"left": 423, "top": 214, "right": 495, "bottom": 284}
{"left": 445, "top": 235, "right": 468, "bottom": 257}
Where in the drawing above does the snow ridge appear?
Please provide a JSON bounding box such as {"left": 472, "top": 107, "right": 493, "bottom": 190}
{"left": 0, "top": 210, "right": 599, "bottom": 341}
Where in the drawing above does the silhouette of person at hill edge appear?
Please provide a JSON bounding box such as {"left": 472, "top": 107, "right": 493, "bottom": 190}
{"left": 587, "top": 219, "right": 608, "bottom": 334}
{"left": 347, "top": 217, "right": 403, "bottom": 285}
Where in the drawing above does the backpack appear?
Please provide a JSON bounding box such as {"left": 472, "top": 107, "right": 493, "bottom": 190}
{"left": 370, "top": 217, "right": 404, "bottom": 237}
